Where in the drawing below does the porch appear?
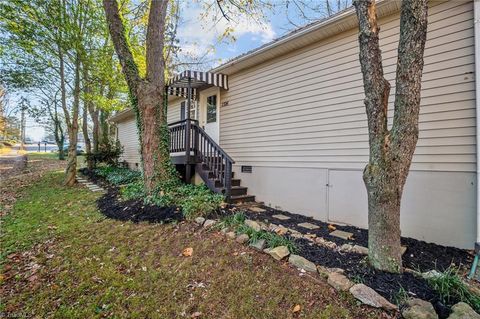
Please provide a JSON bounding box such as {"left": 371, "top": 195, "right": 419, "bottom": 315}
{"left": 166, "top": 70, "right": 254, "bottom": 203}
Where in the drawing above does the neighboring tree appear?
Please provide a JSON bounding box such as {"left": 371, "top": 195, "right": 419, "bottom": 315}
{"left": 103, "top": 0, "right": 178, "bottom": 193}
{"left": 353, "top": 0, "right": 428, "bottom": 272}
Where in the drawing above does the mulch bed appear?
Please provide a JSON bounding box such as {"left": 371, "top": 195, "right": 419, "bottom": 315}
{"left": 79, "top": 168, "right": 184, "bottom": 224}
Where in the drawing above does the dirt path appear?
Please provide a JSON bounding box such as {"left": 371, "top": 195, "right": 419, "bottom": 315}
{"left": 0, "top": 146, "right": 27, "bottom": 180}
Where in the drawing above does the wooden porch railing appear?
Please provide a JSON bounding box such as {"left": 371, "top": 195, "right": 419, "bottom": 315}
{"left": 168, "top": 119, "right": 234, "bottom": 200}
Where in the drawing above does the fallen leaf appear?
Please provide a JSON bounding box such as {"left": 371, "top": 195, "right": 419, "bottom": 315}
{"left": 182, "top": 247, "right": 193, "bottom": 257}
{"left": 292, "top": 304, "right": 301, "bottom": 313}
{"left": 191, "top": 311, "right": 202, "bottom": 318}
{"left": 328, "top": 224, "right": 336, "bottom": 231}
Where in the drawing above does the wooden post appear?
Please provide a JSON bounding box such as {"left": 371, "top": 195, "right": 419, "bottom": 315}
{"left": 185, "top": 76, "right": 192, "bottom": 183}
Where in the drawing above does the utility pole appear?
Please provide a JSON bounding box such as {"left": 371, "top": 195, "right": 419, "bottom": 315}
{"left": 20, "top": 107, "right": 25, "bottom": 150}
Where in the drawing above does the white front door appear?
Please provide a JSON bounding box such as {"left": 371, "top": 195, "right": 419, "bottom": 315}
{"left": 200, "top": 88, "right": 220, "bottom": 144}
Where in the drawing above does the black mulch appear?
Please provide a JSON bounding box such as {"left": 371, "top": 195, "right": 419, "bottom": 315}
{"left": 243, "top": 206, "right": 473, "bottom": 273}
{"left": 80, "top": 168, "right": 184, "bottom": 224}
{"left": 242, "top": 205, "right": 475, "bottom": 318}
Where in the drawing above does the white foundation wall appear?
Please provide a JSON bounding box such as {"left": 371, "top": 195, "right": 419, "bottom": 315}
{"left": 235, "top": 166, "right": 476, "bottom": 249}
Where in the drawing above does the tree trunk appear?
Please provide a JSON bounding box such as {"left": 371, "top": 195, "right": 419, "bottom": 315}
{"left": 64, "top": 54, "right": 81, "bottom": 186}
{"left": 354, "top": 0, "right": 428, "bottom": 273}
{"left": 103, "top": 0, "right": 178, "bottom": 193}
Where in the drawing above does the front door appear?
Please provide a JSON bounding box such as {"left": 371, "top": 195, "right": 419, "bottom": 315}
{"left": 200, "top": 88, "right": 220, "bottom": 144}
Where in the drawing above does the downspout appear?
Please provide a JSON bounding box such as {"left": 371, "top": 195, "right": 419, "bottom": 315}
{"left": 469, "top": 0, "right": 480, "bottom": 279}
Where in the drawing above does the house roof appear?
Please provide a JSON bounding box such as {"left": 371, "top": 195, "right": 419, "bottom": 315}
{"left": 110, "top": 0, "right": 403, "bottom": 123}
{"left": 211, "top": 0, "right": 401, "bottom": 75}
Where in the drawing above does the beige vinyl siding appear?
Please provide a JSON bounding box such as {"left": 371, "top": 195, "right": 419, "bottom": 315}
{"left": 167, "top": 98, "right": 183, "bottom": 123}
{"left": 220, "top": 0, "right": 475, "bottom": 172}
{"left": 117, "top": 118, "right": 141, "bottom": 167}
{"left": 116, "top": 98, "right": 184, "bottom": 166}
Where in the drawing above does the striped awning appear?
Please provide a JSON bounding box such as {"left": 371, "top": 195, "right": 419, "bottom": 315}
{"left": 166, "top": 70, "right": 228, "bottom": 100}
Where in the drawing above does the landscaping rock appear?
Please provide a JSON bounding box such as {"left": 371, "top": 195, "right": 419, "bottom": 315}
{"left": 203, "top": 219, "right": 216, "bottom": 228}
{"left": 339, "top": 244, "right": 354, "bottom": 252}
{"left": 249, "top": 239, "right": 266, "bottom": 251}
{"left": 402, "top": 298, "right": 438, "bottom": 319}
{"left": 298, "top": 222, "right": 320, "bottom": 230}
{"left": 236, "top": 234, "right": 249, "bottom": 244}
{"left": 315, "top": 237, "right": 337, "bottom": 249}
{"left": 245, "top": 219, "right": 261, "bottom": 231}
{"left": 349, "top": 284, "right": 398, "bottom": 311}
{"left": 352, "top": 245, "right": 369, "bottom": 255}
{"left": 327, "top": 272, "right": 354, "bottom": 292}
{"left": 249, "top": 206, "right": 266, "bottom": 213}
{"left": 267, "top": 246, "right": 290, "bottom": 260}
{"left": 195, "top": 217, "right": 205, "bottom": 225}
{"left": 226, "top": 231, "right": 236, "bottom": 239}
{"left": 330, "top": 230, "right": 353, "bottom": 240}
{"left": 303, "top": 233, "right": 317, "bottom": 241}
{"left": 288, "top": 254, "right": 317, "bottom": 272}
{"left": 317, "top": 266, "right": 345, "bottom": 278}
{"left": 448, "top": 302, "right": 480, "bottom": 319}
{"left": 272, "top": 214, "right": 290, "bottom": 220}
{"left": 273, "top": 225, "right": 288, "bottom": 236}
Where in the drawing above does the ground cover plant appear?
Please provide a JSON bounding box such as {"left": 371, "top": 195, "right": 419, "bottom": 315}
{"left": 1, "top": 168, "right": 389, "bottom": 318}
{"left": 85, "top": 165, "right": 224, "bottom": 222}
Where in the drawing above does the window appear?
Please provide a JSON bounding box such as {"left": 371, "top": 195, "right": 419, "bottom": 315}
{"left": 180, "top": 102, "right": 186, "bottom": 120}
{"left": 180, "top": 101, "right": 197, "bottom": 120}
{"left": 206, "top": 95, "right": 217, "bottom": 123}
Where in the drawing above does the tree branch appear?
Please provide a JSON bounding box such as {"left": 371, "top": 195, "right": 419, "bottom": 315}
{"left": 102, "top": 0, "right": 141, "bottom": 95}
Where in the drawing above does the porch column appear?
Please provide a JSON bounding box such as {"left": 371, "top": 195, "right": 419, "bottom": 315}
{"left": 185, "top": 76, "right": 192, "bottom": 183}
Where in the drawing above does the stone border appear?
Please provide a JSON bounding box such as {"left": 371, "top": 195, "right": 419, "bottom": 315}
{"left": 76, "top": 176, "right": 105, "bottom": 193}
{"left": 194, "top": 216, "right": 480, "bottom": 318}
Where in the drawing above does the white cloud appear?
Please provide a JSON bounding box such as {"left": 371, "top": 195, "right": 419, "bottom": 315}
{"left": 177, "top": 3, "right": 276, "bottom": 60}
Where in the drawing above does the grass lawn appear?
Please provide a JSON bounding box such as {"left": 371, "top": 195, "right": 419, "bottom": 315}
{"left": 1, "top": 169, "right": 389, "bottom": 318}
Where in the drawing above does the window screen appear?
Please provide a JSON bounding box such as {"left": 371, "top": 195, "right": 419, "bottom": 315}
{"left": 206, "top": 95, "right": 217, "bottom": 123}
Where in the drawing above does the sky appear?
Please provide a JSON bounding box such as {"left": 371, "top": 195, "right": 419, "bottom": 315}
{"left": 22, "top": 1, "right": 338, "bottom": 141}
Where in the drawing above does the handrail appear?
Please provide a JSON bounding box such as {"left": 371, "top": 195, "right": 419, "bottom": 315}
{"left": 168, "top": 118, "right": 235, "bottom": 200}
{"left": 168, "top": 119, "right": 198, "bottom": 127}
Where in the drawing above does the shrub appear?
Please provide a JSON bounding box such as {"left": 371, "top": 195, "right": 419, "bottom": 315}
{"left": 215, "top": 212, "right": 246, "bottom": 229}
{"left": 87, "top": 142, "right": 123, "bottom": 166}
{"left": 94, "top": 166, "right": 141, "bottom": 185}
{"left": 427, "top": 266, "right": 480, "bottom": 313}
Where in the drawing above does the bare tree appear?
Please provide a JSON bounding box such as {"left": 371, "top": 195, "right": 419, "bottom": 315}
{"left": 354, "top": 0, "right": 428, "bottom": 272}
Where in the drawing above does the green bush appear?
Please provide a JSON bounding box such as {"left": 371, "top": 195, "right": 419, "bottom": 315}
{"left": 86, "top": 142, "right": 123, "bottom": 166}
{"left": 427, "top": 267, "right": 480, "bottom": 313}
{"left": 94, "top": 166, "right": 141, "bottom": 185}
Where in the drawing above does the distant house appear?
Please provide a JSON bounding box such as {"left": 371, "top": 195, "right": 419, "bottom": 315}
{"left": 111, "top": 0, "right": 479, "bottom": 250}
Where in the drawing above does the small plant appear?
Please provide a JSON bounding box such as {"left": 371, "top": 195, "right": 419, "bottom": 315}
{"left": 146, "top": 184, "right": 224, "bottom": 220}
{"left": 427, "top": 266, "right": 480, "bottom": 313}
{"left": 393, "top": 286, "right": 409, "bottom": 306}
{"left": 215, "top": 212, "right": 246, "bottom": 229}
{"left": 234, "top": 224, "right": 298, "bottom": 253}
{"left": 120, "top": 181, "right": 145, "bottom": 200}
{"left": 94, "top": 166, "right": 141, "bottom": 185}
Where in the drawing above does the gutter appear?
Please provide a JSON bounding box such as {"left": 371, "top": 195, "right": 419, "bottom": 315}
{"left": 469, "top": 0, "right": 480, "bottom": 279}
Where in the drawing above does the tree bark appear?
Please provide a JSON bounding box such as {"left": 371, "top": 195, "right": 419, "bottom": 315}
{"left": 354, "top": 0, "right": 427, "bottom": 273}
{"left": 63, "top": 53, "right": 81, "bottom": 186}
{"left": 103, "top": 0, "right": 177, "bottom": 192}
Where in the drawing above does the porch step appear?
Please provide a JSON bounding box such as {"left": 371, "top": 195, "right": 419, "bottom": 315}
{"left": 229, "top": 186, "right": 248, "bottom": 196}
{"left": 215, "top": 178, "right": 241, "bottom": 188}
{"left": 230, "top": 194, "right": 256, "bottom": 204}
